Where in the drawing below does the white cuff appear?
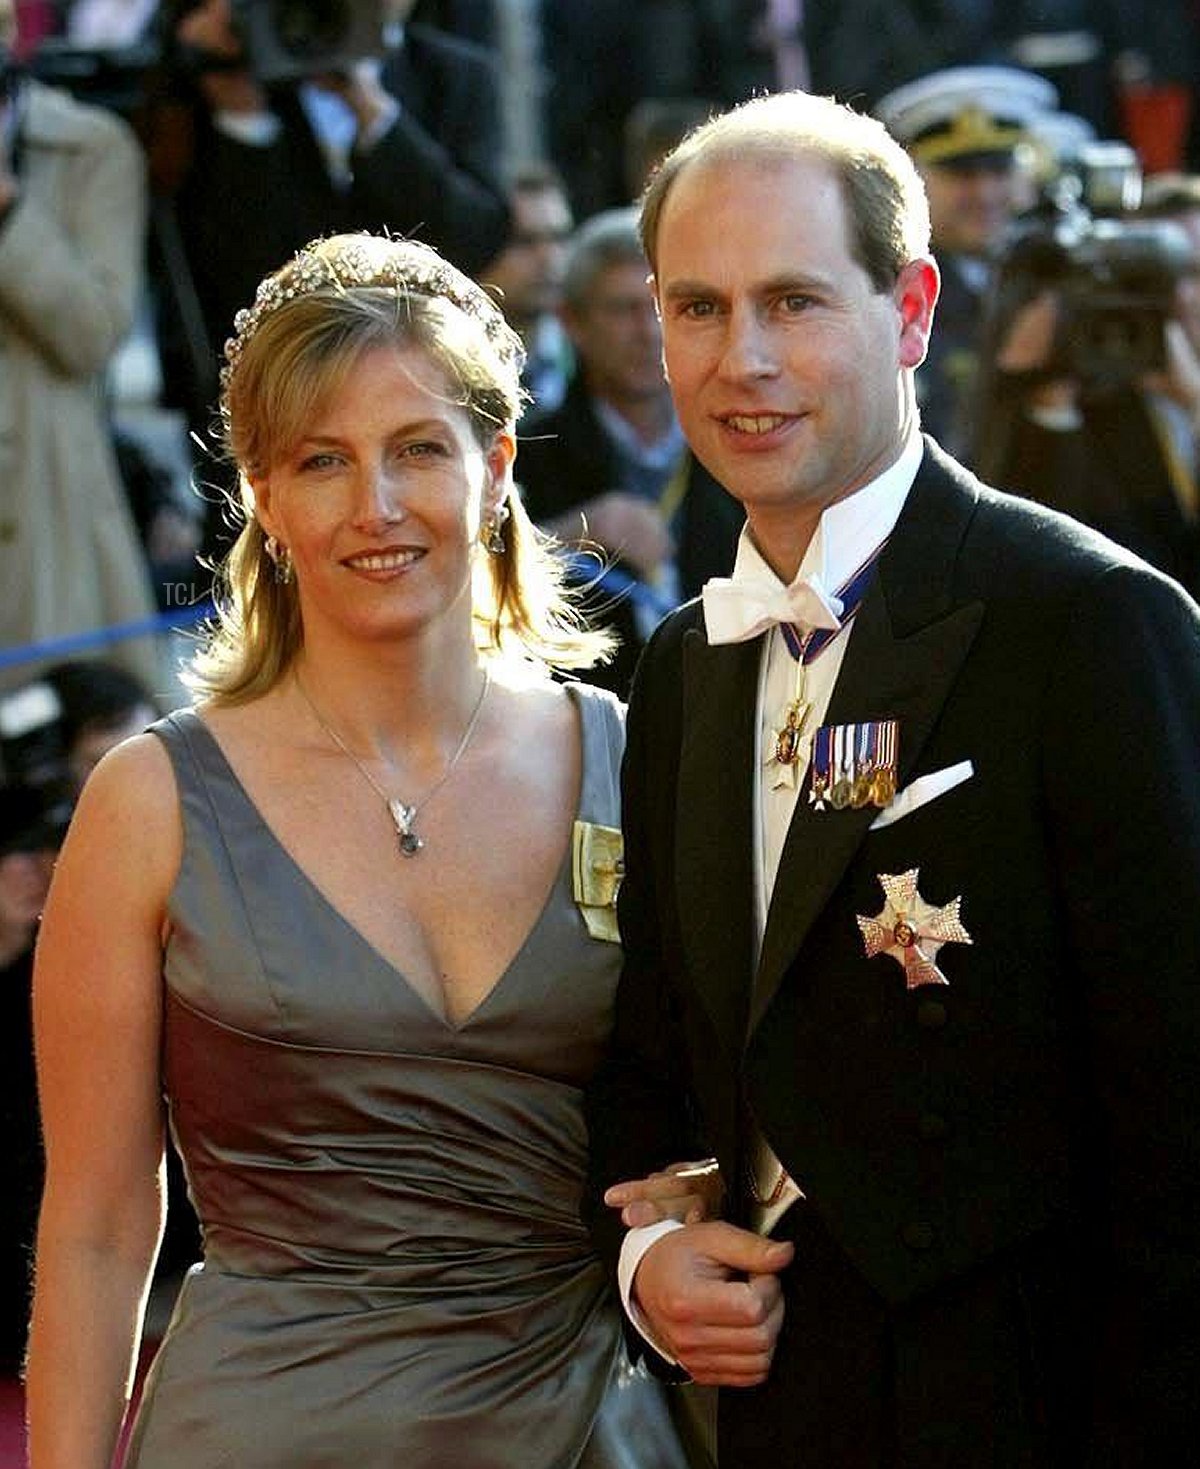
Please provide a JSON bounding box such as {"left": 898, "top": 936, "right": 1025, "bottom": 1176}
{"left": 617, "top": 1220, "right": 685, "bottom": 1366}
{"left": 1026, "top": 402, "right": 1084, "bottom": 433}
{"left": 214, "top": 110, "right": 282, "bottom": 146}
{"left": 357, "top": 96, "right": 401, "bottom": 152}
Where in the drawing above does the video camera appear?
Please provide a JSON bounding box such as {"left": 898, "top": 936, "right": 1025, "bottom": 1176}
{"left": 24, "top": 0, "right": 388, "bottom": 108}
{"left": 991, "top": 141, "right": 1195, "bottom": 391}
{"left": 230, "top": 0, "right": 388, "bottom": 82}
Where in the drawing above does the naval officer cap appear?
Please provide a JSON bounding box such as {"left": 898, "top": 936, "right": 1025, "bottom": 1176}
{"left": 875, "top": 66, "right": 1059, "bottom": 168}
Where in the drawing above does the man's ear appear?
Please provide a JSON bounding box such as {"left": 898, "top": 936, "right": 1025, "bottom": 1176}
{"left": 895, "top": 257, "right": 940, "bottom": 370}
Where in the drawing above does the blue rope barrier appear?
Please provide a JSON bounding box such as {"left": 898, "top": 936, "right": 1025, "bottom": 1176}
{"left": 0, "top": 601, "right": 215, "bottom": 673}
{"left": 0, "top": 558, "right": 678, "bottom": 677}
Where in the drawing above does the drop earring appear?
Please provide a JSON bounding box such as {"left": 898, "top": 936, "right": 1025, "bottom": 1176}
{"left": 264, "top": 534, "right": 294, "bottom": 585}
{"left": 481, "top": 502, "right": 510, "bottom": 555}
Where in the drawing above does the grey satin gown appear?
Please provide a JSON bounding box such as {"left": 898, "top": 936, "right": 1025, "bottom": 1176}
{"left": 125, "top": 684, "right": 687, "bottom": 1469}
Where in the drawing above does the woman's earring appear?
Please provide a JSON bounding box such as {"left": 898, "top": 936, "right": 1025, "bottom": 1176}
{"left": 481, "top": 502, "right": 510, "bottom": 556}
{"left": 264, "top": 534, "right": 294, "bottom": 585}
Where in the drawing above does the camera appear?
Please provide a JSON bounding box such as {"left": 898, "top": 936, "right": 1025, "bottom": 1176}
{"left": 991, "top": 141, "right": 1195, "bottom": 390}
{"left": 27, "top": 38, "right": 160, "bottom": 114}
{"left": 231, "top": 0, "right": 388, "bottom": 82}
{"left": 27, "top": 0, "right": 389, "bottom": 105}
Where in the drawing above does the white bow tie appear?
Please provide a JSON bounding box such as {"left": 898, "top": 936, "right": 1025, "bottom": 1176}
{"left": 702, "top": 571, "right": 844, "bottom": 645}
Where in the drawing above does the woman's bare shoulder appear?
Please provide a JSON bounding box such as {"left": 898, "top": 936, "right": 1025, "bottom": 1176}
{"left": 65, "top": 730, "right": 182, "bottom": 880}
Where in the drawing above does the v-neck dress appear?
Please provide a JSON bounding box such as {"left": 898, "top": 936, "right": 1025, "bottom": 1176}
{"left": 125, "top": 683, "right": 685, "bottom": 1469}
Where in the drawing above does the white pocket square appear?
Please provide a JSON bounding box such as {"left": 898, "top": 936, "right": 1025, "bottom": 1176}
{"left": 868, "top": 760, "right": 974, "bottom": 832}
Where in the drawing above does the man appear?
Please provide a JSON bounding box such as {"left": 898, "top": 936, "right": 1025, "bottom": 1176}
{"left": 479, "top": 163, "right": 575, "bottom": 413}
{"left": 584, "top": 89, "right": 1200, "bottom": 1465}
{"left": 967, "top": 141, "right": 1200, "bottom": 597}
{"left": 874, "top": 64, "right": 1057, "bottom": 461}
{"left": 154, "top": 0, "right": 511, "bottom": 584}
{"left": 517, "top": 207, "right": 742, "bottom": 695}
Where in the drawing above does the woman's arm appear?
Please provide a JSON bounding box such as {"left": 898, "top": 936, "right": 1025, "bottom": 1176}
{"left": 25, "top": 734, "right": 182, "bottom": 1469}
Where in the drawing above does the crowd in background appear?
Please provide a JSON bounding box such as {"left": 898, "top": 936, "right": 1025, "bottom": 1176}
{"left": 4, "top": 0, "right": 1200, "bottom": 1379}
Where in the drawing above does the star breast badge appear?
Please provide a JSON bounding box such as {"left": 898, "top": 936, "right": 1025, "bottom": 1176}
{"left": 856, "top": 868, "right": 972, "bottom": 989}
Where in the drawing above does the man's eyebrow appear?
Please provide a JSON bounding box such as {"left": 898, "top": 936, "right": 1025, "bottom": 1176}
{"left": 659, "top": 278, "right": 722, "bottom": 300}
{"left": 659, "top": 274, "right": 833, "bottom": 310}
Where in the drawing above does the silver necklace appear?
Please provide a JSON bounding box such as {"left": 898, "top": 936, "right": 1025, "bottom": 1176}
{"left": 295, "top": 668, "right": 491, "bottom": 857}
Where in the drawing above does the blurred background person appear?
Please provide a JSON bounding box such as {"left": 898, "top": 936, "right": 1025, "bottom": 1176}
{"left": 516, "top": 206, "right": 743, "bottom": 697}
{"left": 42, "top": 657, "right": 158, "bottom": 787}
{"left": 0, "top": 0, "right": 162, "bottom": 695}
{"left": 152, "top": 0, "right": 512, "bottom": 585}
{"left": 970, "top": 135, "right": 1200, "bottom": 594}
{"left": 622, "top": 94, "right": 715, "bottom": 202}
{"left": 540, "top": 0, "right": 736, "bottom": 220}
{"left": 479, "top": 162, "right": 574, "bottom": 414}
{"left": 875, "top": 64, "right": 1059, "bottom": 461}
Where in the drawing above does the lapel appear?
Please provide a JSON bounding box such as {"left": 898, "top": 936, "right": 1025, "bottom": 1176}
{"left": 675, "top": 625, "right": 761, "bottom": 1053}
{"left": 750, "top": 445, "right": 987, "bottom": 1035}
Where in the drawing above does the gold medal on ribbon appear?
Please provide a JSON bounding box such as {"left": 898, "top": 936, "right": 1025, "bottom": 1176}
{"left": 809, "top": 719, "right": 900, "bottom": 813}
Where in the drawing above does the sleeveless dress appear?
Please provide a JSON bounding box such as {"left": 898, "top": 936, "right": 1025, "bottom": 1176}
{"left": 126, "top": 684, "right": 686, "bottom": 1469}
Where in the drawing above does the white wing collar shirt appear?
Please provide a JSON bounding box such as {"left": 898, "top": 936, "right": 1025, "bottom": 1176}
{"left": 616, "top": 430, "right": 925, "bottom": 1351}
{"left": 714, "top": 429, "right": 924, "bottom": 937}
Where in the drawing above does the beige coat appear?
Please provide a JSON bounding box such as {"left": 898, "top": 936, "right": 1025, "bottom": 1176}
{"left": 0, "top": 81, "right": 162, "bottom": 694}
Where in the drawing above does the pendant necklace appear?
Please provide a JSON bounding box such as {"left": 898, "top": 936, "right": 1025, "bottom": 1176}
{"left": 295, "top": 667, "right": 491, "bottom": 857}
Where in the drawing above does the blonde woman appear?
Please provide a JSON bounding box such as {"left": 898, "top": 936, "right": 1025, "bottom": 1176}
{"left": 25, "top": 234, "right": 691, "bottom": 1468}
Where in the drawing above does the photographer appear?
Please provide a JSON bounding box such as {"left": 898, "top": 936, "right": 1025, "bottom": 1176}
{"left": 971, "top": 143, "right": 1200, "bottom": 596}
{"left": 150, "top": 0, "right": 511, "bottom": 581}
{"left": 0, "top": 0, "right": 161, "bottom": 692}
{"left": 875, "top": 65, "right": 1059, "bottom": 463}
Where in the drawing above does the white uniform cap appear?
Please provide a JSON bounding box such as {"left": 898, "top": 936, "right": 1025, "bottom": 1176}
{"left": 875, "top": 66, "right": 1059, "bottom": 167}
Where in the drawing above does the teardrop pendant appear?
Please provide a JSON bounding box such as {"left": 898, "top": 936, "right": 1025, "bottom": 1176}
{"left": 388, "top": 800, "right": 424, "bottom": 857}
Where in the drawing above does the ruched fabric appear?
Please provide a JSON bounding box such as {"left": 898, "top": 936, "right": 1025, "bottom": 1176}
{"left": 125, "top": 687, "right": 686, "bottom": 1469}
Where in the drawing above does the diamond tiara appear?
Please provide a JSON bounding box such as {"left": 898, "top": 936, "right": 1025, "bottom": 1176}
{"left": 219, "top": 234, "right": 521, "bottom": 408}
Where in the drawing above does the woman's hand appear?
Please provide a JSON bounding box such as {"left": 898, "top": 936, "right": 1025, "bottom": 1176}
{"left": 604, "top": 1159, "right": 725, "bottom": 1228}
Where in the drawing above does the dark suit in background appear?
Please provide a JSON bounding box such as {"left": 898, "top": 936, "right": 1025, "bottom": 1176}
{"left": 518, "top": 376, "right": 744, "bottom": 696}
{"left": 156, "top": 17, "right": 508, "bottom": 420}
{"left": 155, "top": 14, "right": 510, "bottom": 585}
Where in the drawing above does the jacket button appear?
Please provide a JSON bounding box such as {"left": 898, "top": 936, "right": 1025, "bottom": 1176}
{"left": 918, "top": 1112, "right": 948, "bottom": 1141}
{"left": 902, "top": 1221, "right": 935, "bottom": 1251}
{"left": 916, "top": 999, "right": 947, "bottom": 1029}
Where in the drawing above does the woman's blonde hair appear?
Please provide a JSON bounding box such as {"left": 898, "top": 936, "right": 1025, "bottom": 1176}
{"left": 187, "top": 234, "right": 613, "bottom": 703}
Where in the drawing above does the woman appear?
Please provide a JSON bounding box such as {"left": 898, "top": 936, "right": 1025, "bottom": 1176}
{"left": 25, "top": 233, "right": 692, "bottom": 1468}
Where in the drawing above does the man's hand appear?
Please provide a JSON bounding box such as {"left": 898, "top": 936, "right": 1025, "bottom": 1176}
{"left": 312, "top": 57, "right": 395, "bottom": 139}
{"left": 545, "top": 491, "right": 673, "bottom": 582}
{"left": 632, "top": 1222, "right": 793, "bottom": 1386}
{"left": 1144, "top": 318, "right": 1200, "bottom": 419}
{"left": 995, "top": 289, "right": 1061, "bottom": 375}
{"left": 605, "top": 1158, "right": 725, "bottom": 1227}
{"left": 996, "top": 290, "right": 1083, "bottom": 418}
